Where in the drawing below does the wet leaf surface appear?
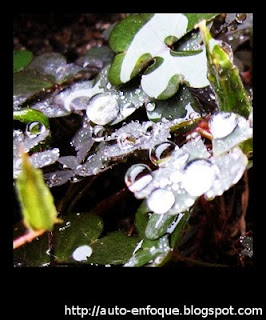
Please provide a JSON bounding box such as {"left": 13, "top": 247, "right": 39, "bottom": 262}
{"left": 85, "top": 231, "right": 139, "bottom": 265}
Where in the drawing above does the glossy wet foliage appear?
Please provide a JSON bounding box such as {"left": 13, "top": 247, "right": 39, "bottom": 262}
{"left": 13, "top": 13, "right": 253, "bottom": 267}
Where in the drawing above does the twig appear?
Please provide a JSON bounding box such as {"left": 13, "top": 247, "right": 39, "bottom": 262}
{"left": 13, "top": 229, "right": 46, "bottom": 249}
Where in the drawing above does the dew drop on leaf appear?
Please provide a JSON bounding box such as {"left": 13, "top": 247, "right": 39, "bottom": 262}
{"left": 182, "top": 159, "right": 219, "bottom": 196}
{"left": 86, "top": 92, "right": 119, "bottom": 125}
{"left": 235, "top": 13, "right": 247, "bottom": 24}
{"left": 209, "top": 112, "right": 238, "bottom": 139}
{"left": 147, "top": 188, "right": 175, "bottom": 214}
{"left": 72, "top": 245, "right": 93, "bottom": 262}
{"left": 92, "top": 125, "right": 106, "bottom": 142}
{"left": 25, "top": 121, "right": 46, "bottom": 138}
{"left": 117, "top": 132, "right": 137, "bottom": 150}
{"left": 125, "top": 164, "right": 153, "bottom": 193}
{"left": 149, "top": 141, "right": 177, "bottom": 167}
{"left": 145, "top": 102, "right": 156, "bottom": 112}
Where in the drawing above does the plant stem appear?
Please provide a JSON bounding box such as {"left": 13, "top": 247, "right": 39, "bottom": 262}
{"left": 198, "top": 20, "right": 252, "bottom": 119}
{"left": 13, "top": 229, "right": 45, "bottom": 249}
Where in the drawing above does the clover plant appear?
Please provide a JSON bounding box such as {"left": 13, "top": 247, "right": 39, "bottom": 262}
{"left": 13, "top": 13, "right": 253, "bottom": 267}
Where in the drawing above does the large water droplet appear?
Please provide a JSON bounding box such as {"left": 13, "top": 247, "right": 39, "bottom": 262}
{"left": 147, "top": 188, "right": 175, "bottom": 214}
{"left": 125, "top": 164, "right": 153, "bottom": 193}
{"left": 235, "top": 13, "right": 247, "bottom": 23}
{"left": 86, "top": 92, "right": 119, "bottom": 125}
{"left": 72, "top": 245, "right": 93, "bottom": 262}
{"left": 149, "top": 141, "right": 177, "bottom": 167}
{"left": 25, "top": 121, "right": 46, "bottom": 138}
{"left": 209, "top": 112, "right": 238, "bottom": 139}
{"left": 182, "top": 159, "right": 218, "bottom": 196}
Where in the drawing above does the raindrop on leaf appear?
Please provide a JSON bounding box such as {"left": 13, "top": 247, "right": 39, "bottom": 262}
{"left": 72, "top": 245, "right": 93, "bottom": 262}
{"left": 147, "top": 188, "right": 175, "bottom": 214}
{"left": 182, "top": 159, "right": 219, "bottom": 196}
{"left": 145, "top": 102, "right": 156, "bottom": 112}
{"left": 209, "top": 112, "right": 238, "bottom": 139}
{"left": 92, "top": 125, "right": 106, "bottom": 142}
{"left": 25, "top": 121, "right": 46, "bottom": 138}
{"left": 86, "top": 92, "right": 119, "bottom": 125}
{"left": 125, "top": 164, "right": 153, "bottom": 193}
{"left": 117, "top": 132, "right": 137, "bottom": 150}
{"left": 235, "top": 13, "right": 247, "bottom": 24}
{"left": 149, "top": 141, "right": 177, "bottom": 167}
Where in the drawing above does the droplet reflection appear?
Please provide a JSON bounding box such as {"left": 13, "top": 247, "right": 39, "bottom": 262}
{"left": 125, "top": 164, "right": 153, "bottom": 193}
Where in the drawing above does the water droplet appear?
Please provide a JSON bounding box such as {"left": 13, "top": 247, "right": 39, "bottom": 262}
{"left": 25, "top": 122, "right": 46, "bottom": 138}
{"left": 117, "top": 132, "right": 136, "bottom": 150}
{"left": 125, "top": 164, "right": 153, "bottom": 193}
{"left": 120, "top": 102, "right": 136, "bottom": 118}
{"left": 182, "top": 159, "right": 218, "bottom": 196}
{"left": 220, "top": 41, "right": 233, "bottom": 62}
{"left": 86, "top": 92, "right": 119, "bottom": 125}
{"left": 147, "top": 188, "right": 175, "bottom": 214}
{"left": 72, "top": 245, "right": 93, "bottom": 261}
{"left": 210, "top": 93, "right": 216, "bottom": 100}
{"left": 149, "top": 141, "right": 177, "bottom": 167}
{"left": 145, "top": 102, "right": 156, "bottom": 112}
{"left": 209, "top": 112, "right": 238, "bottom": 139}
{"left": 92, "top": 125, "right": 106, "bottom": 142}
{"left": 235, "top": 13, "right": 247, "bottom": 24}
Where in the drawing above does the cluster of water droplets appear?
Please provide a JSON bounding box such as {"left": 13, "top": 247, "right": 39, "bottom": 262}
{"left": 125, "top": 126, "right": 249, "bottom": 215}
{"left": 13, "top": 122, "right": 60, "bottom": 179}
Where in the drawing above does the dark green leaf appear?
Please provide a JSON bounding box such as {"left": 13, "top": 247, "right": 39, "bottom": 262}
{"left": 54, "top": 212, "right": 104, "bottom": 262}
{"left": 13, "top": 70, "right": 53, "bottom": 98}
{"left": 86, "top": 231, "right": 139, "bottom": 265}
{"left": 170, "top": 211, "right": 192, "bottom": 249}
{"left": 13, "top": 222, "right": 50, "bottom": 267}
{"left": 125, "top": 235, "right": 171, "bottom": 267}
{"left": 135, "top": 201, "right": 150, "bottom": 239}
{"left": 13, "top": 50, "right": 33, "bottom": 73}
{"left": 145, "top": 212, "right": 177, "bottom": 240}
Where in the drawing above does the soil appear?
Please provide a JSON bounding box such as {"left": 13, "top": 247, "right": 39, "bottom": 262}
{"left": 13, "top": 13, "right": 127, "bottom": 59}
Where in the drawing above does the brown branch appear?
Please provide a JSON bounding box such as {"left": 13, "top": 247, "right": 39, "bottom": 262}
{"left": 13, "top": 229, "right": 46, "bottom": 250}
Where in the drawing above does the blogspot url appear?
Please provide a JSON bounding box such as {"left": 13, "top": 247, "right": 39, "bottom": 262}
{"left": 64, "top": 305, "right": 263, "bottom": 318}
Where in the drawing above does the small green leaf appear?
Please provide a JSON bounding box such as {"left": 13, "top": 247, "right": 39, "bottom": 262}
{"left": 198, "top": 20, "right": 252, "bottom": 118}
{"left": 86, "top": 231, "right": 139, "bottom": 265}
{"left": 13, "top": 50, "right": 33, "bottom": 73}
{"left": 13, "top": 109, "right": 49, "bottom": 128}
{"left": 16, "top": 152, "right": 61, "bottom": 231}
{"left": 54, "top": 212, "right": 104, "bottom": 262}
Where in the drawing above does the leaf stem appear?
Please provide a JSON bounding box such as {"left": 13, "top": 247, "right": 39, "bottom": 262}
{"left": 13, "top": 229, "right": 45, "bottom": 249}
